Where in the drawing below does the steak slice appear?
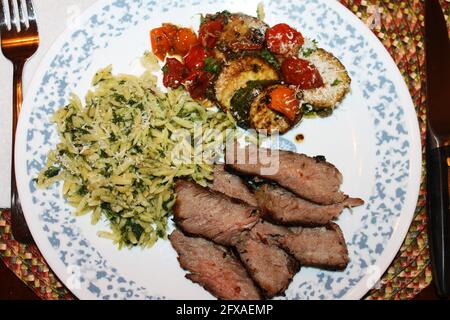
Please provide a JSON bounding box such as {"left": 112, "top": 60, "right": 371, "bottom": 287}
{"left": 248, "top": 220, "right": 291, "bottom": 246}
{"left": 236, "top": 233, "right": 299, "bottom": 298}
{"left": 174, "top": 180, "right": 259, "bottom": 246}
{"left": 209, "top": 164, "right": 258, "bottom": 206}
{"left": 225, "top": 144, "right": 346, "bottom": 205}
{"left": 255, "top": 184, "right": 364, "bottom": 226}
{"left": 279, "top": 223, "right": 349, "bottom": 270}
{"left": 170, "top": 230, "right": 262, "bottom": 300}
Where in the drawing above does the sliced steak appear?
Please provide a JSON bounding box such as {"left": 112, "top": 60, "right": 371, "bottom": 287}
{"left": 248, "top": 220, "right": 291, "bottom": 246}
{"left": 170, "top": 230, "right": 262, "bottom": 300}
{"left": 209, "top": 164, "right": 258, "bottom": 206}
{"left": 279, "top": 223, "right": 349, "bottom": 270}
{"left": 255, "top": 184, "right": 364, "bottom": 226}
{"left": 174, "top": 180, "right": 259, "bottom": 246}
{"left": 225, "top": 145, "right": 347, "bottom": 205}
{"left": 236, "top": 233, "right": 299, "bottom": 298}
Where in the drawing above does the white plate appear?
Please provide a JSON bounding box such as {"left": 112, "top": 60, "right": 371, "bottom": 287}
{"left": 15, "top": 0, "right": 421, "bottom": 300}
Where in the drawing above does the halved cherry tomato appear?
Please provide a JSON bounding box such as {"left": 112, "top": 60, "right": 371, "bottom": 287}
{"left": 183, "top": 70, "right": 213, "bottom": 100}
{"left": 265, "top": 23, "right": 304, "bottom": 56}
{"left": 174, "top": 28, "right": 199, "bottom": 56}
{"left": 269, "top": 86, "right": 299, "bottom": 122}
{"left": 150, "top": 27, "right": 172, "bottom": 61}
{"left": 199, "top": 20, "right": 224, "bottom": 49}
{"left": 281, "top": 57, "right": 324, "bottom": 89}
{"left": 162, "top": 58, "right": 188, "bottom": 89}
{"left": 184, "top": 45, "right": 210, "bottom": 71}
{"left": 161, "top": 23, "right": 178, "bottom": 41}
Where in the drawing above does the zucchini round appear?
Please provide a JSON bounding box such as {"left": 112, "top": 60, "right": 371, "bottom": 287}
{"left": 215, "top": 56, "right": 279, "bottom": 112}
{"left": 249, "top": 85, "right": 302, "bottom": 134}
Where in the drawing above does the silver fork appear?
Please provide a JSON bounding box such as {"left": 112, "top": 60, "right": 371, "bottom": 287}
{"left": 0, "top": 0, "right": 39, "bottom": 243}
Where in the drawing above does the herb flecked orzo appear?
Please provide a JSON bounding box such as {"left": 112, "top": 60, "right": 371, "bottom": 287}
{"left": 36, "top": 59, "right": 235, "bottom": 248}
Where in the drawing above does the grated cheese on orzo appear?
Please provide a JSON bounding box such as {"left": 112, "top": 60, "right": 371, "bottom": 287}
{"left": 36, "top": 57, "right": 236, "bottom": 248}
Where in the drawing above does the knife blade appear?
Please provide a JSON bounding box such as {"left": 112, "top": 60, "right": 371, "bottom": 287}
{"left": 425, "top": 0, "right": 450, "bottom": 298}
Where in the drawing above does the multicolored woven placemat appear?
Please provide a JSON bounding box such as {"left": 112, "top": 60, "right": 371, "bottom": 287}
{"left": 1, "top": 0, "right": 449, "bottom": 300}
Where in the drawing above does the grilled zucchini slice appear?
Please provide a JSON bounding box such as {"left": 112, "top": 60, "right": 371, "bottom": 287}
{"left": 300, "top": 48, "right": 351, "bottom": 109}
{"left": 229, "top": 80, "right": 278, "bottom": 128}
{"left": 249, "top": 85, "right": 302, "bottom": 134}
{"left": 215, "top": 56, "right": 279, "bottom": 112}
{"left": 216, "top": 13, "right": 268, "bottom": 53}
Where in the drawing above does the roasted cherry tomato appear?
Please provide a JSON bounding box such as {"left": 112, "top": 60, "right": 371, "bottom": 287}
{"left": 162, "top": 58, "right": 188, "bottom": 89}
{"left": 150, "top": 27, "right": 171, "bottom": 61}
{"left": 199, "top": 20, "right": 224, "bottom": 49}
{"left": 150, "top": 24, "right": 179, "bottom": 60}
{"left": 268, "top": 86, "right": 299, "bottom": 122}
{"left": 265, "top": 23, "right": 304, "bottom": 56}
{"left": 184, "top": 45, "right": 210, "bottom": 71}
{"left": 281, "top": 57, "right": 324, "bottom": 89}
{"left": 161, "top": 23, "right": 178, "bottom": 41}
{"left": 183, "top": 70, "right": 213, "bottom": 100}
{"left": 174, "top": 28, "right": 199, "bottom": 55}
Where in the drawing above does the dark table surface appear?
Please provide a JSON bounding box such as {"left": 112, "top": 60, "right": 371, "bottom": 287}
{"left": 0, "top": 254, "right": 447, "bottom": 300}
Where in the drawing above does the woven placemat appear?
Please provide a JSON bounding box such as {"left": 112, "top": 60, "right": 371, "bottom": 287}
{"left": 1, "top": 0, "right": 449, "bottom": 300}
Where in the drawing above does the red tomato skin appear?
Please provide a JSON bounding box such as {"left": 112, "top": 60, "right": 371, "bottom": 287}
{"left": 150, "top": 28, "right": 171, "bottom": 61}
{"left": 199, "top": 20, "right": 224, "bottom": 49}
{"left": 184, "top": 45, "right": 211, "bottom": 71}
{"left": 265, "top": 23, "right": 305, "bottom": 56}
{"left": 174, "top": 28, "right": 199, "bottom": 56}
{"left": 162, "top": 58, "right": 188, "bottom": 89}
{"left": 281, "top": 57, "right": 324, "bottom": 89}
{"left": 269, "top": 86, "right": 299, "bottom": 122}
{"left": 183, "top": 70, "right": 213, "bottom": 100}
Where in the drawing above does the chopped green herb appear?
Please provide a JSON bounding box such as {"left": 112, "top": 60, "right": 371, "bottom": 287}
{"left": 112, "top": 93, "right": 126, "bottom": 103}
{"left": 331, "top": 79, "right": 342, "bottom": 86}
{"left": 260, "top": 48, "right": 280, "bottom": 70}
{"left": 78, "top": 185, "right": 89, "bottom": 196}
{"left": 301, "top": 39, "right": 318, "bottom": 57}
{"left": 112, "top": 111, "right": 123, "bottom": 124}
{"left": 101, "top": 202, "right": 116, "bottom": 221}
{"left": 76, "top": 128, "right": 90, "bottom": 135}
{"left": 203, "top": 57, "right": 222, "bottom": 74}
{"left": 302, "top": 103, "right": 334, "bottom": 118}
{"left": 200, "top": 14, "right": 206, "bottom": 25}
{"left": 109, "top": 132, "right": 117, "bottom": 142}
{"left": 44, "top": 166, "right": 60, "bottom": 178}
{"left": 125, "top": 220, "right": 144, "bottom": 242}
{"left": 230, "top": 80, "right": 278, "bottom": 128}
{"left": 157, "top": 229, "right": 166, "bottom": 238}
{"left": 302, "top": 48, "right": 315, "bottom": 57}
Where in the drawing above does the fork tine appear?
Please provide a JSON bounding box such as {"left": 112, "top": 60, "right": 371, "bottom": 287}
{"left": 17, "top": 0, "right": 27, "bottom": 30}
{"left": 0, "top": 0, "right": 8, "bottom": 31}
{"left": 24, "top": 0, "right": 36, "bottom": 31}
{"left": 7, "top": 0, "right": 17, "bottom": 31}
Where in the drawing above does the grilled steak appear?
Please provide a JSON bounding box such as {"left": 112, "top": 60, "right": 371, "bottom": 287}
{"left": 279, "top": 223, "right": 349, "bottom": 270}
{"left": 209, "top": 164, "right": 258, "bottom": 206}
{"left": 225, "top": 145, "right": 347, "bottom": 205}
{"left": 170, "top": 230, "right": 262, "bottom": 300}
{"left": 248, "top": 220, "right": 291, "bottom": 246}
{"left": 236, "top": 233, "right": 299, "bottom": 298}
{"left": 255, "top": 184, "right": 364, "bottom": 226}
{"left": 174, "top": 180, "right": 259, "bottom": 246}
